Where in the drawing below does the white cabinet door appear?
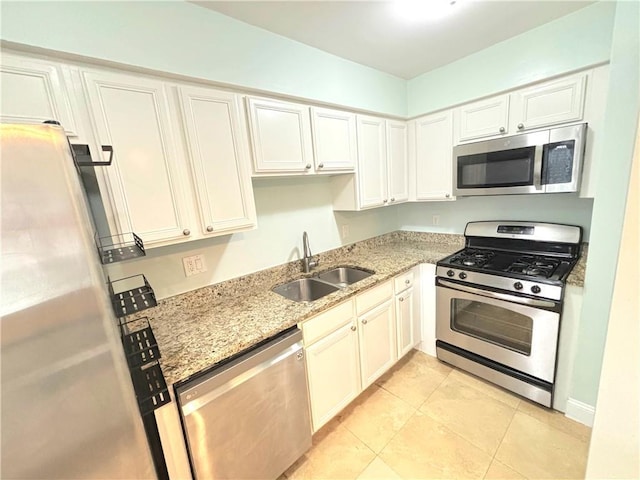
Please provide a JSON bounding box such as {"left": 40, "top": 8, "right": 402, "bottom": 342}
{"left": 395, "top": 287, "right": 414, "bottom": 359}
{"left": 415, "top": 111, "right": 454, "bottom": 201}
{"left": 457, "top": 94, "right": 509, "bottom": 142}
{"left": 177, "top": 86, "right": 256, "bottom": 236}
{"left": 356, "top": 115, "right": 387, "bottom": 208}
{"left": 358, "top": 299, "right": 396, "bottom": 388}
{"left": 510, "top": 74, "right": 587, "bottom": 132}
{"left": 310, "top": 107, "right": 356, "bottom": 172}
{"left": 246, "top": 97, "right": 313, "bottom": 174}
{"left": 305, "top": 321, "right": 361, "bottom": 433}
{"left": 82, "top": 70, "right": 191, "bottom": 245}
{"left": 418, "top": 263, "right": 437, "bottom": 357}
{"left": 386, "top": 120, "right": 409, "bottom": 205}
{"left": 0, "top": 54, "right": 78, "bottom": 136}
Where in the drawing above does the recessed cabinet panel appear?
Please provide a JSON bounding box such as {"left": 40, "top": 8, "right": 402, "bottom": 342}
{"left": 386, "top": 120, "right": 409, "bottom": 204}
{"left": 511, "top": 75, "right": 586, "bottom": 132}
{"left": 246, "top": 97, "right": 313, "bottom": 173}
{"left": 457, "top": 95, "right": 509, "bottom": 142}
{"left": 178, "top": 86, "right": 256, "bottom": 235}
{"left": 310, "top": 107, "right": 356, "bottom": 172}
{"left": 396, "top": 288, "right": 414, "bottom": 359}
{"left": 0, "top": 55, "right": 78, "bottom": 136}
{"left": 415, "top": 111, "right": 454, "bottom": 200}
{"left": 356, "top": 115, "right": 387, "bottom": 208}
{"left": 358, "top": 299, "right": 396, "bottom": 388}
{"left": 83, "top": 71, "right": 190, "bottom": 245}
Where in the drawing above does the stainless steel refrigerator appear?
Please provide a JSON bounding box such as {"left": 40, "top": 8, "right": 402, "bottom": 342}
{"left": 1, "top": 124, "right": 156, "bottom": 478}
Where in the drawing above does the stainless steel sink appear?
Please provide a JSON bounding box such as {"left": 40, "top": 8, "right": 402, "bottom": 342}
{"left": 272, "top": 278, "right": 339, "bottom": 303}
{"left": 316, "top": 267, "right": 374, "bottom": 288}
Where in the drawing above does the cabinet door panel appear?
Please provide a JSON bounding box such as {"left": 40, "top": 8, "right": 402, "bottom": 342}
{"left": 415, "top": 112, "right": 454, "bottom": 200}
{"left": 178, "top": 86, "right": 256, "bottom": 235}
{"left": 83, "top": 71, "right": 190, "bottom": 245}
{"left": 512, "top": 75, "right": 586, "bottom": 131}
{"left": 306, "top": 322, "right": 360, "bottom": 433}
{"left": 356, "top": 115, "right": 387, "bottom": 208}
{"left": 247, "top": 97, "right": 313, "bottom": 173}
{"left": 0, "top": 55, "right": 78, "bottom": 136}
{"left": 386, "top": 120, "right": 409, "bottom": 204}
{"left": 358, "top": 300, "right": 396, "bottom": 388}
{"left": 457, "top": 95, "right": 509, "bottom": 142}
{"left": 311, "top": 107, "right": 356, "bottom": 171}
{"left": 396, "top": 288, "right": 414, "bottom": 359}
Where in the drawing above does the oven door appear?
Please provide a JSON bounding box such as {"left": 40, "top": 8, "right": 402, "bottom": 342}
{"left": 436, "top": 279, "right": 561, "bottom": 383}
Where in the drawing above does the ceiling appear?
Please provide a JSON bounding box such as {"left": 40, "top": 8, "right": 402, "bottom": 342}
{"left": 192, "top": 1, "right": 594, "bottom": 79}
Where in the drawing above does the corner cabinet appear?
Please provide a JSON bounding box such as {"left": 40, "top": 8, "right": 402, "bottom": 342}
{"left": 82, "top": 70, "right": 193, "bottom": 246}
{"left": 81, "top": 69, "right": 257, "bottom": 248}
{"left": 176, "top": 85, "right": 256, "bottom": 236}
{"left": 413, "top": 111, "right": 454, "bottom": 201}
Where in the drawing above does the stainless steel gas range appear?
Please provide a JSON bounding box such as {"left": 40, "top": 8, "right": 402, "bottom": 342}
{"left": 435, "top": 221, "right": 582, "bottom": 407}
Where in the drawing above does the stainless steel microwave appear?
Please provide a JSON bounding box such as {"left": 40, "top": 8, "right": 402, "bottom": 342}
{"left": 453, "top": 123, "right": 587, "bottom": 196}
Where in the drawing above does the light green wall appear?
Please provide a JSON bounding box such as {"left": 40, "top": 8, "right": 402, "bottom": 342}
{"left": 569, "top": 0, "right": 640, "bottom": 407}
{"left": 407, "top": 2, "right": 616, "bottom": 117}
{"left": 0, "top": 1, "right": 406, "bottom": 116}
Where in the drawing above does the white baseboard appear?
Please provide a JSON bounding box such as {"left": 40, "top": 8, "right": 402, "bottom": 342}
{"left": 565, "top": 398, "right": 595, "bottom": 427}
{"left": 416, "top": 341, "right": 436, "bottom": 357}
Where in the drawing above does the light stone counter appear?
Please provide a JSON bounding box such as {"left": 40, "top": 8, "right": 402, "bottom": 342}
{"left": 139, "top": 231, "right": 586, "bottom": 387}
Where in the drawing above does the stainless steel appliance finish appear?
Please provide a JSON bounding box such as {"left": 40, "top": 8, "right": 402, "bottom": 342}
{"left": 0, "top": 125, "right": 155, "bottom": 478}
{"left": 453, "top": 123, "right": 587, "bottom": 196}
{"left": 177, "top": 328, "right": 312, "bottom": 480}
{"left": 435, "top": 221, "right": 582, "bottom": 408}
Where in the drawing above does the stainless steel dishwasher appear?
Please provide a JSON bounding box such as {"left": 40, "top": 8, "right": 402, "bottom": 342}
{"left": 176, "top": 327, "right": 311, "bottom": 480}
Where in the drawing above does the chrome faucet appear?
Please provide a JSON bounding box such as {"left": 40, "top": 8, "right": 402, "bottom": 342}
{"left": 302, "top": 231, "right": 319, "bottom": 273}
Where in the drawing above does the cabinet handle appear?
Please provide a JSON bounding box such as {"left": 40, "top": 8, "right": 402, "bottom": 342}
{"left": 405, "top": 279, "right": 410, "bottom": 285}
{"left": 517, "top": 123, "right": 525, "bottom": 130}
{"left": 499, "top": 127, "right": 505, "bottom": 133}
{"left": 445, "top": 193, "right": 450, "bottom": 198}
{"left": 318, "top": 163, "right": 324, "bottom": 169}
{"left": 383, "top": 199, "right": 388, "bottom": 204}
{"left": 362, "top": 319, "right": 368, "bottom": 325}
{"left": 350, "top": 325, "right": 356, "bottom": 332}
{"left": 305, "top": 164, "right": 312, "bottom": 170}
{"left": 183, "top": 229, "right": 191, "bottom": 236}
{"left": 206, "top": 226, "right": 213, "bottom": 232}
{"left": 399, "top": 297, "right": 405, "bottom": 302}
{"left": 390, "top": 197, "right": 395, "bottom": 202}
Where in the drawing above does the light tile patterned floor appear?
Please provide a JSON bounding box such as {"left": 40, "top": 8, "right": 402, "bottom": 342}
{"left": 284, "top": 350, "right": 591, "bottom": 480}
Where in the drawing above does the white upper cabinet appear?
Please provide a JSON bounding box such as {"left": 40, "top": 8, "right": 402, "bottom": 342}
{"left": 356, "top": 115, "right": 388, "bottom": 208}
{"left": 310, "top": 107, "right": 356, "bottom": 172}
{"left": 510, "top": 74, "right": 587, "bottom": 132}
{"left": 177, "top": 86, "right": 256, "bottom": 236}
{"left": 414, "top": 110, "right": 454, "bottom": 201}
{"left": 246, "top": 96, "right": 314, "bottom": 174}
{"left": 82, "top": 70, "right": 192, "bottom": 246}
{"left": 456, "top": 95, "right": 509, "bottom": 143}
{"left": 386, "top": 120, "right": 409, "bottom": 204}
{"left": 0, "top": 53, "right": 79, "bottom": 137}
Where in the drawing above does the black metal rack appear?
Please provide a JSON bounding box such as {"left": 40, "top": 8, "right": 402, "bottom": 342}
{"left": 131, "top": 363, "right": 171, "bottom": 415}
{"left": 71, "top": 143, "right": 114, "bottom": 167}
{"left": 108, "top": 274, "right": 157, "bottom": 318}
{"left": 120, "top": 317, "right": 161, "bottom": 369}
{"left": 97, "top": 232, "right": 146, "bottom": 264}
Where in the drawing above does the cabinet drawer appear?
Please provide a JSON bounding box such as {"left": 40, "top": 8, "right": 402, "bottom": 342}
{"left": 356, "top": 281, "right": 393, "bottom": 315}
{"left": 394, "top": 271, "right": 414, "bottom": 294}
{"left": 301, "top": 299, "right": 355, "bottom": 346}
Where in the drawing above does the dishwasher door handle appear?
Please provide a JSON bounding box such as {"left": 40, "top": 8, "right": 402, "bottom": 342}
{"left": 181, "top": 341, "right": 303, "bottom": 416}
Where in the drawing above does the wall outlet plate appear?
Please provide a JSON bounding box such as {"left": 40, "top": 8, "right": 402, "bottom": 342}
{"left": 183, "top": 254, "right": 207, "bottom": 277}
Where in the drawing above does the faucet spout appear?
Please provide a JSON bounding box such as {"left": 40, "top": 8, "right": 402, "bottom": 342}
{"left": 302, "top": 231, "right": 319, "bottom": 273}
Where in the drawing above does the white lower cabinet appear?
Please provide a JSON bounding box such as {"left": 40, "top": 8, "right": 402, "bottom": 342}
{"left": 418, "top": 263, "right": 437, "bottom": 357}
{"left": 358, "top": 299, "right": 396, "bottom": 388}
{"left": 395, "top": 288, "right": 414, "bottom": 359}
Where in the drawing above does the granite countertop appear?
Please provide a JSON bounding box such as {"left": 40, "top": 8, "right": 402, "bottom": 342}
{"left": 139, "top": 231, "right": 587, "bottom": 388}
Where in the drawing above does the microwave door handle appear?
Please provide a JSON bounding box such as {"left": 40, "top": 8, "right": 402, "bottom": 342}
{"left": 437, "top": 279, "right": 557, "bottom": 308}
{"left": 533, "top": 145, "right": 544, "bottom": 191}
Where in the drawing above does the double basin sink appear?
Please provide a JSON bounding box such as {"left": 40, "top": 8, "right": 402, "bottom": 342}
{"left": 272, "top": 267, "right": 374, "bottom": 303}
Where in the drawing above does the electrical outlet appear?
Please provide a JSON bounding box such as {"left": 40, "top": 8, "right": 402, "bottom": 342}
{"left": 341, "top": 224, "right": 350, "bottom": 240}
{"left": 432, "top": 215, "right": 441, "bottom": 226}
{"left": 182, "top": 254, "right": 207, "bottom": 277}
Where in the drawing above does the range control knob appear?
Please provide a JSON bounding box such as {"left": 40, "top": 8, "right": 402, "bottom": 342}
{"left": 459, "top": 272, "right": 467, "bottom": 280}
{"left": 531, "top": 285, "right": 541, "bottom": 294}
{"left": 447, "top": 270, "right": 455, "bottom": 277}
{"left": 514, "top": 282, "right": 523, "bottom": 290}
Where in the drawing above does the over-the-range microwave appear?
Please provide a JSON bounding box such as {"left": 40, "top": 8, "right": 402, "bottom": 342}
{"left": 453, "top": 123, "right": 587, "bottom": 196}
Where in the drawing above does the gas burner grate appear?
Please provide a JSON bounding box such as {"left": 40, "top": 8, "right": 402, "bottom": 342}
{"left": 506, "top": 256, "right": 560, "bottom": 278}
{"left": 449, "top": 249, "right": 495, "bottom": 268}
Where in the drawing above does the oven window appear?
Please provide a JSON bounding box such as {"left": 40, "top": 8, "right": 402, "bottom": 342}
{"left": 457, "top": 146, "right": 535, "bottom": 188}
{"left": 451, "top": 299, "right": 533, "bottom": 355}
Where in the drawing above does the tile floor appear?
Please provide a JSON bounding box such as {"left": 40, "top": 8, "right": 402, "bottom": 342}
{"left": 284, "top": 350, "right": 591, "bottom": 480}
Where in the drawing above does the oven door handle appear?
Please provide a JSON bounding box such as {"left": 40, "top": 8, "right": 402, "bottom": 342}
{"left": 437, "top": 279, "right": 557, "bottom": 309}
